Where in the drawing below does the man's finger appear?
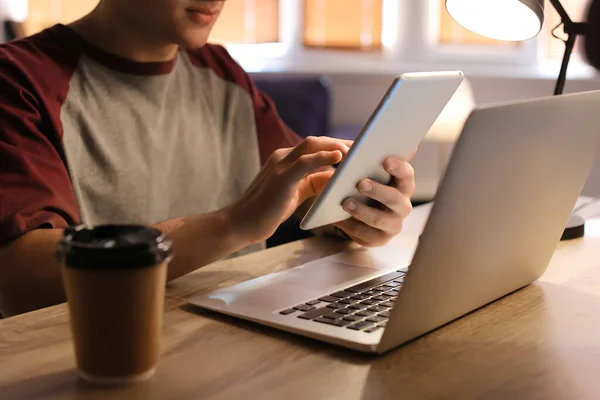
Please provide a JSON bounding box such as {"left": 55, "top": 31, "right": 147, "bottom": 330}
{"left": 340, "top": 139, "right": 354, "bottom": 149}
{"left": 334, "top": 219, "right": 391, "bottom": 248}
{"left": 356, "top": 180, "right": 412, "bottom": 217}
{"left": 286, "top": 150, "right": 343, "bottom": 182}
{"left": 383, "top": 158, "right": 416, "bottom": 197}
{"left": 296, "top": 170, "right": 335, "bottom": 202}
{"left": 283, "top": 136, "right": 350, "bottom": 164}
{"left": 341, "top": 197, "right": 402, "bottom": 234}
{"left": 267, "top": 147, "right": 294, "bottom": 166}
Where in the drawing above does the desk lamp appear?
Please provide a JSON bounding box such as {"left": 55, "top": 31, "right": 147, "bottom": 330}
{"left": 445, "top": 0, "right": 594, "bottom": 240}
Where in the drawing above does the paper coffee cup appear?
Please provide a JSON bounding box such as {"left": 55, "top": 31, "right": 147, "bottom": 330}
{"left": 56, "top": 225, "right": 172, "bottom": 385}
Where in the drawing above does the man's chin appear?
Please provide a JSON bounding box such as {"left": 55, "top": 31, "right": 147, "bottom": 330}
{"left": 177, "top": 32, "right": 212, "bottom": 49}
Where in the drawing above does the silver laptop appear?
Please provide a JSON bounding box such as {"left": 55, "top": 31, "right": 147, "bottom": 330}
{"left": 189, "top": 90, "right": 600, "bottom": 354}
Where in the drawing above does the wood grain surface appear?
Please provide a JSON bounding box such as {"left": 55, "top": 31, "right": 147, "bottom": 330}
{"left": 1, "top": 203, "right": 600, "bottom": 400}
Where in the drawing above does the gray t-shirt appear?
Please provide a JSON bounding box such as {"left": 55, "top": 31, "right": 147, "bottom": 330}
{"left": 0, "top": 24, "right": 301, "bottom": 256}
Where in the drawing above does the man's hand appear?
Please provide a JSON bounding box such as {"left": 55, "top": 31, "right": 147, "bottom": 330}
{"left": 227, "top": 136, "right": 352, "bottom": 244}
{"left": 333, "top": 156, "right": 415, "bottom": 247}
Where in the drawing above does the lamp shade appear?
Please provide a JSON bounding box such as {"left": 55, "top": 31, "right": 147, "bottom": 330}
{"left": 445, "top": 0, "right": 545, "bottom": 41}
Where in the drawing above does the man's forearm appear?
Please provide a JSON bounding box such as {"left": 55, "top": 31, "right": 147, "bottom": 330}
{"left": 0, "top": 228, "right": 65, "bottom": 317}
{"left": 0, "top": 209, "right": 249, "bottom": 317}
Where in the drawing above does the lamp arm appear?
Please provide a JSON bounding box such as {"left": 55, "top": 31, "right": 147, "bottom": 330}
{"left": 554, "top": 33, "right": 577, "bottom": 95}
{"left": 549, "top": 0, "right": 590, "bottom": 240}
{"left": 547, "top": 0, "right": 588, "bottom": 95}
{"left": 549, "top": 0, "right": 574, "bottom": 26}
{"left": 548, "top": 0, "right": 587, "bottom": 34}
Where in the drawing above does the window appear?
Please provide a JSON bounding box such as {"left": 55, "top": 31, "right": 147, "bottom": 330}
{"left": 24, "top": 0, "right": 280, "bottom": 45}
{"left": 25, "top": 0, "right": 98, "bottom": 35}
{"left": 210, "top": 0, "right": 279, "bottom": 44}
{"left": 303, "top": 0, "right": 383, "bottom": 50}
{"left": 19, "top": 0, "right": 597, "bottom": 78}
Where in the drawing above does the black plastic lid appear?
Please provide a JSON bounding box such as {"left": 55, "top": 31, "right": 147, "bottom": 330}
{"left": 56, "top": 225, "right": 173, "bottom": 269}
{"left": 560, "top": 214, "right": 585, "bottom": 241}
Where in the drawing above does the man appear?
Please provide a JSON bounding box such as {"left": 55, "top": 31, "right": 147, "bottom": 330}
{"left": 0, "top": 0, "right": 415, "bottom": 317}
{"left": 0, "top": 0, "right": 27, "bottom": 43}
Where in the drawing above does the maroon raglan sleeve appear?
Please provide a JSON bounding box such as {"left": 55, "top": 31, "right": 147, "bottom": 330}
{"left": 190, "top": 45, "right": 302, "bottom": 164}
{"left": 0, "top": 33, "right": 80, "bottom": 246}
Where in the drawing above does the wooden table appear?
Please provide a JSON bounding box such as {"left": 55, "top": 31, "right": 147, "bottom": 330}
{"left": 1, "top": 200, "right": 600, "bottom": 400}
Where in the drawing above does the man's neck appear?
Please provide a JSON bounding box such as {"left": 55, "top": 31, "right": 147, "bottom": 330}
{"left": 69, "top": 4, "right": 179, "bottom": 63}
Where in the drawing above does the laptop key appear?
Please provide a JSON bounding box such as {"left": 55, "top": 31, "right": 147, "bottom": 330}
{"left": 379, "top": 311, "right": 390, "bottom": 318}
{"left": 330, "top": 291, "right": 355, "bottom": 298}
{"left": 368, "top": 306, "right": 387, "bottom": 312}
{"left": 318, "top": 296, "right": 339, "bottom": 303}
{"left": 350, "top": 294, "right": 370, "bottom": 301}
{"left": 314, "top": 317, "right": 351, "bottom": 327}
{"left": 306, "top": 300, "right": 321, "bottom": 306}
{"left": 345, "top": 271, "right": 405, "bottom": 293}
{"left": 383, "top": 281, "right": 402, "bottom": 288}
{"left": 342, "top": 315, "right": 361, "bottom": 322}
{"left": 279, "top": 309, "right": 296, "bottom": 315}
{"left": 361, "top": 290, "right": 379, "bottom": 296}
{"left": 373, "top": 286, "right": 388, "bottom": 292}
{"left": 293, "top": 305, "right": 316, "bottom": 312}
{"left": 323, "top": 312, "right": 343, "bottom": 320}
{"left": 348, "top": 303, "right": 368, "bottom": 310}
{"left": 347, "top": 321, "right": 374, "bottom": 330}
{"left": 360, "top": 299, "right": 378, "bottom": 306}
{"left": 367, "top": 316, "right": 387, "bottom": 323}
{"left": 365, "top": 326, "right": 383, "bottom": 333}
{"left": 380, "top": 301, "right": 395, "bottom": 308}
{"left": 371, "top": 295, "right": 389, "bottom": 301}
{"left": 336, "top": 308, "right": 353, "bottom": 315}
{"left": 298, "top": 307, "right": 331, "bottom": 320}
{"left": 338, "top": 298, "right": 356, "bottom": 304}
{"left": 326, "top": 303, "right": 345, "bottom": 309}
{"left": 387, "top": 289, "right": 401, "bottom": 296}
{"left": 355, "top": 310, "right": 375, "bottom": 317}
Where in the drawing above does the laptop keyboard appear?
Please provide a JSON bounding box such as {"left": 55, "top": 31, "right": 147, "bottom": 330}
{"left": 279, "top": 270, "right": 405, "bottom": 333}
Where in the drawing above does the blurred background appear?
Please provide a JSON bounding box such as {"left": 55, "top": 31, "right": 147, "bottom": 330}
{"left": 12, "top": 0, "right": 600, "bottom": 201}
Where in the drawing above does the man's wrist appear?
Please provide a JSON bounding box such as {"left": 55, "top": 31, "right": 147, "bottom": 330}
{"left": 219, "top": 207, "right": 254, "bottom": 250}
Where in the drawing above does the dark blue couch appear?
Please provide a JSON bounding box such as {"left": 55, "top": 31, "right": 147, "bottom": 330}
{"left": 254, "top": 76, "right": 360, "bottom": 247}
{"left": 254, "top": 76, "right": 361, "bottom": 141}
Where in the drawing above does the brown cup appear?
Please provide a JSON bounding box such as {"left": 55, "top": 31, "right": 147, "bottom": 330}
{"left": 56, "top": 225, "right": 172, "bottom": 385}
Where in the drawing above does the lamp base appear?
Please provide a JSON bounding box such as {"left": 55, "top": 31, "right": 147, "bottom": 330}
{"left": 560, "top": 214, "right": 585, "bottom": 240}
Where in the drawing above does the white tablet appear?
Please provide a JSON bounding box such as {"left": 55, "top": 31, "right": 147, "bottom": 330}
{"left": 300, "top": 71, "right": 464, "bottom": 231}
